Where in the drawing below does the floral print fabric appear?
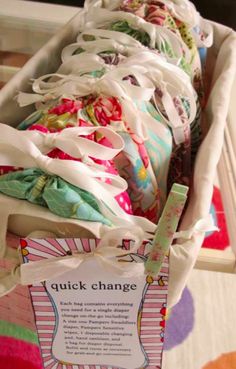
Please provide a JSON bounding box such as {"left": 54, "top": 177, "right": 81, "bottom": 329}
{"left": 0, "top": 98, "right": 135, "bottom": 223}
{"left": 78, "top": 95, "right": 160, "bottom": 222}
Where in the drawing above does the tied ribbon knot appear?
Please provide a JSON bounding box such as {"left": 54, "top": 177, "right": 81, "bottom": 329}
{"left": 120, "top": 51, "right": 197, "bottom": 144}
{"left": 0, "top": 227, "right": 146, "bottom": 297}
{"left": 62, "top": 38, "right": 140, "bottom": 63}
{"left": 24, "top": 125, "right": 124, "bottom": 161}
{"left": 76, "top": 28, "right": 143, "bottom": 50}
{"left": 5, "top": 227, "right": 146, "bottom": 295}
{"left": 17, "top": 65, "right": 155, "bottom": 140}
{"left": 49, "top": 48, "right": 196, "bottom": 144}
{"left": 17, "top": 66, "right": 155, "bottom": 107}
{"left": 0, "top": 124, "right": 126, "bottom": 214}
{"left": 0, "top": 123, "right": 156, "bottom": 233}
{"left": 83, "top": 7, "right": 191, "bottom": 62}
{"left": 160, "top": 0, "right": 200, "bottom": 26}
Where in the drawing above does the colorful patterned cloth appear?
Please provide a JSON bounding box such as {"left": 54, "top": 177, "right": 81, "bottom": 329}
{"left": 79, "top": 95, "right": 161, "bottom": 222}
{"left": 0, "top": 102, "right": 136, "bottom": 224}
{"left": 74, "top": 19, "right": 201, "bottom": 192}
{"left": 17, "top": 93, "right": 169, "bottom": 223}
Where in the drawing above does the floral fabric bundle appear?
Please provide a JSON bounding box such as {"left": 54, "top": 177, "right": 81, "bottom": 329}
{"left": 0, "top": 122, "right": 136, "bottom": 226}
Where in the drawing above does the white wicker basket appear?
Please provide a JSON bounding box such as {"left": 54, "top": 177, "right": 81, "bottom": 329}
{"left": 0, "top": 13, "right": 235, "bottom": 307}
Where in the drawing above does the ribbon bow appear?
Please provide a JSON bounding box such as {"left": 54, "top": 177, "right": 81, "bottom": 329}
{"left": 59, "top": 47, "right": 196, "bottom": 144}
{"left": 61, "top": 37, "right": 144, "bottom": 64}
{"left": 0, "top": 124, "right": 156, "bottom": 233}
{"left": 0, "top": 226, "right": 146, "bottom": 297}
{"left": 24, "top": 125, "right": 124, "bottom": 161}
{"left": 17, "top": 65, "right": 154, "bottom": 107}
{"left": 0, "top": 124, "right": 126, "bottom": 211}
{"left": 17, "top": 65, "right": 155, "bottom": 140}
{"left": 58, "top": 52, "right": 113, "bottom": 76}
{"left": 157, "top": 0, "right": 200, "bottom": 27}
{"left": 20, "top": 227, "right": 146, "bottom": 285}
{"left": 76, "top": 27, "right": 143, "bottom": 48}
{"left": 61, "top": 48, "right": 196, "bottom": 144}
{"left": 83, "top": 7, "right": 191, "bottom": 62}
{"left": 119, "top": 51, "right": 197, "bottom": 144}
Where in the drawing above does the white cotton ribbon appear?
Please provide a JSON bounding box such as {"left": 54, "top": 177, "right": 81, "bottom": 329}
{"left": 58, "top": 48, "right": 196, "bottom": 144}
{"left": 17, "top": 66, "right": 155, "bottom": 107}
{"left": 119, "top": 51, "right": 197, "bottom": 144}
{"left": 23, "top": 126, "right": 124, "bottom": 161}
{"left": 17, "top": 65, "right": 156, "bottom": 140}
{"left": 58, "top": 52, "right": 111, "bottom": 75}
{"left": 173, "top": 214, "right": 219, "bottom": 240}
{"left": 160, "top": 0, "right": 200, "bottom": 27}
{"left": 0, "top": 124, "right": 156, "bottom": 233}
{"left": 192, "top": 17, "right": 213, "bottom": 48}
{"left": 61, "top": 38, "right": 144, "bottom": 64}
{"left": 0, "top": 227, "right": 146, "bottom": 297}
{"left": 20, "top": 227, "right": 145, "bottom": 285}
{"left": 83, "top": 0, "right": 121, "bottom": 11}
{"left": 82, "top": 7, "right": 192, "bottom": 63}
{"left": 76, "top": 28, "right": 144, "bottom": 49}
{"left": 0, "top": 124, "right": 126, "bottom": 196}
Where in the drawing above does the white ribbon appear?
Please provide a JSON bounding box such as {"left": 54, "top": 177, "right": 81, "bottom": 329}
{"left": 156, "top": 1, "right": 212, "bottom": 47}
{"left": 62, "top": 38, "right": 144, "bottom": 64}
{"left": 160, "top": 0, "right": 200, "bottom": 27}
{"left": 0, "top": 123, "right": 126, "bottom": 195}
{"left": 17, "top": 65, "right": 155, "bottom": 107}
{"left": 0, "top": 227, "right": 146, "bottom": 297}
{"left": 59, "top": 48, "right": 196, "bottom": 144}
{"left": 173, "top": 214, "right": 219, "bottom": 240}
{"left": 82, "top": 7, "right": 191, "bottom": 62}
{"left": 23, "top": 125, "right": 124, "bottom": 161}
{"left": 76, "top": 28, "right": 144, "bottom": 50}
{"left": 119, "top": 51, "right": 197, "bottom": 144}
{"left": 0, "top": 124, "right": 156, "bottom": 233}
{"left": 17, "top": 65, "right": 156, "bottom": 140}
{"left": 20, "top": 227, "right": 145, "bottom": 285}
{"left": 83, "top": 0, "right": 121, "bottom": 11}
{"left": 192, "top": 17, "right": 213, "bottom": 48}
{"left": 58, "top": 52, "right": 111, "bottom": 75}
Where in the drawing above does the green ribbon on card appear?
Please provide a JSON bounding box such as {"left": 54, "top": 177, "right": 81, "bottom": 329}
{"left": 145, "top": 183, "right": 189, "bottom": 276}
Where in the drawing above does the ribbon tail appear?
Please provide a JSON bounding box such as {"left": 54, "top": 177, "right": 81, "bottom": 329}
{"left": 173, "top": 214, "right": 219, "bottom": 240}
{"left": 17, "top": 92, "right": 44, "bottom": 107}
{"left": 0, "top": 268, "right": 20, "bottom": 297}
{"left": 20, "top": 256, "right": 84, "bottom": 285}
{"left": 98, "top": 255, "right": 145, "bottom": 278}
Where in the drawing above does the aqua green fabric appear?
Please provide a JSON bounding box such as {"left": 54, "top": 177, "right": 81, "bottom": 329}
{"left": 109, "top": 20, "right": 191, "bottom": 75}
{"left": 110, "top": 20, "right": 151, "bottom": 46}
{"left": 17, "top": 110, "right": 44, "bottom": 130}
{"left": 0, "top": 168, "right": 111, "bottom": 226}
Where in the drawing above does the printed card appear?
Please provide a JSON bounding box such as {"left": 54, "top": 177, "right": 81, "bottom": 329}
{"left": 21, "top": 238, "right": 168, "bottom": 369}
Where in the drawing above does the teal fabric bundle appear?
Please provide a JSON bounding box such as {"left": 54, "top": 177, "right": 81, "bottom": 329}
{"left": 0, "top": 168, "right": 111, "bottom": 225}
